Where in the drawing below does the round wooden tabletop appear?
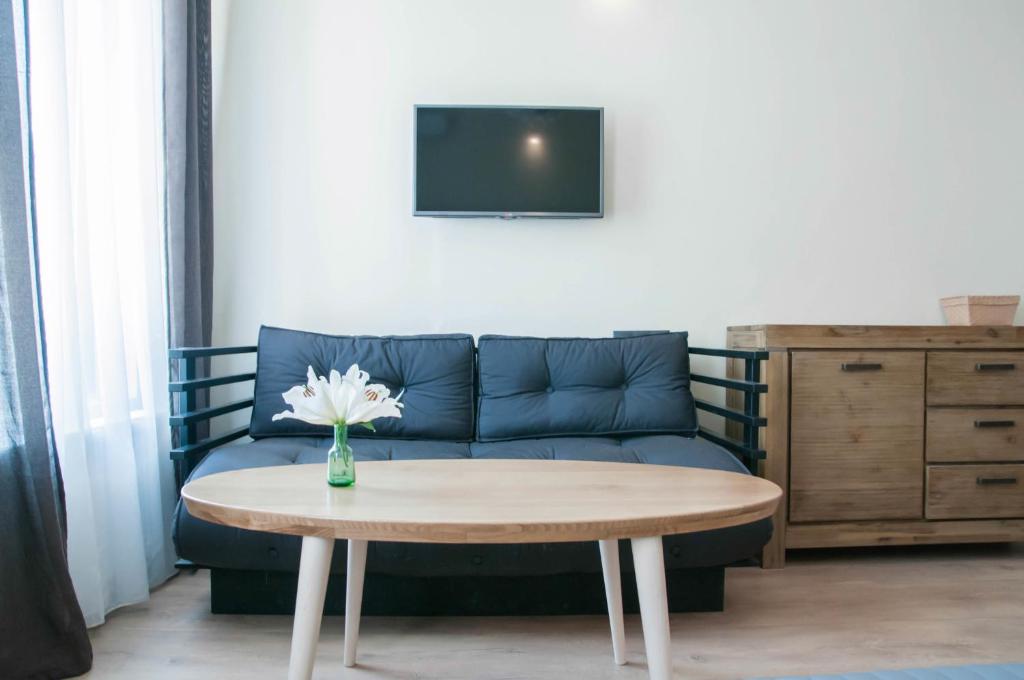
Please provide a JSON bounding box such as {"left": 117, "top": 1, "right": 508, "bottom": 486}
{"left": 182, "top": 459, "right": 781, "bottom": 544}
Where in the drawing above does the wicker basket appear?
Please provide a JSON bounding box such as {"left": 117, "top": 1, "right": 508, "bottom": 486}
{"left": 941, "top": 295, "right": 1020, "bottom": 326}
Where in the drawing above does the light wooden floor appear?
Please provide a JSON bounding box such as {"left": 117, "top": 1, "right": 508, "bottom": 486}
{"left": 79, "top": 544, "right": 1023, "bottom": 680}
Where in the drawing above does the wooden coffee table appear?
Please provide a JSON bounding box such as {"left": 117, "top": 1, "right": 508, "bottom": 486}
{"left": 182, "top": 459, "right": 780, "bottom": 680}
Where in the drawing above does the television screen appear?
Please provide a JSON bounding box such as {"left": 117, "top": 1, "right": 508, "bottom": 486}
{"left": 414, "top": 106, "right": 603, "bottom": 218}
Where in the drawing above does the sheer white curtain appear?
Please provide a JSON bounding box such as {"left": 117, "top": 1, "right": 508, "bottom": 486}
{"left": 28, "top": 0, "right": 176, "bottom": 626}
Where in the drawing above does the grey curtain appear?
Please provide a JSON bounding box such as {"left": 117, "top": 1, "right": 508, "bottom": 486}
{"left": 164, "top": 0, "right": 214, "bottom": 448}
{"left": 164, "top": 0, "right": 213, "bottom": 351}
{"left": 0, "top": 0, "right": 92, "bottom": 676}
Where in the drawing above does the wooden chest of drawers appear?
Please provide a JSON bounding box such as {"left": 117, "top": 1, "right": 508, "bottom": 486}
{"left": 728, "top": 325, "right": 1024, "bottom": 568}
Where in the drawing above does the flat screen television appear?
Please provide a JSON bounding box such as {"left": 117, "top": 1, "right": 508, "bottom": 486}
{"left": 414, "top": 105, "right": 603, "bottom": 218}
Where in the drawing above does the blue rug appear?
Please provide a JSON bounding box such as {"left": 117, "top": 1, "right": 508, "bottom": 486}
{"left": 755, "top": 664, "right": 1024, "bottom": 680}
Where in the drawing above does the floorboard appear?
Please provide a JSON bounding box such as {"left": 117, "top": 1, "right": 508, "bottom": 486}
{"left": 77, "top": 544, "right": 1024, "bottom": 680}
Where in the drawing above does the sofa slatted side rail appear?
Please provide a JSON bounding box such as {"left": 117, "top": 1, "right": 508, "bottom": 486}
{"left": 168, "top": 345, "right": 257, "bottom": 489}
{"left": 688, "top": 346, "right": 769, "bottom": 473}
{"left": 167, "top": 340, "right": 769, "bottom": 489}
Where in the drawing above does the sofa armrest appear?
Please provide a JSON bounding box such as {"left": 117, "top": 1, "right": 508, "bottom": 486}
{"left": 689, "top": 346, "right": 768, "bottom": 473}
{"left": 611, "top": 331, "right": 768, "bottom": 473}
{"left": 168, "top": 345, "right": 257, "bottom": 489}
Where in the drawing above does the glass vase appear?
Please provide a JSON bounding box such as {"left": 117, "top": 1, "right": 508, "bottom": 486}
{"left": 327, "top": 423, "right": 355, "bottom": 487}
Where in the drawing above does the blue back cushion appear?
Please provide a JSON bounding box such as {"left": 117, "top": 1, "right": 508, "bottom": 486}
{"left": 250, "top": 326, "right": 476, "bottom": 441}
{"left": 475, "top": 333, "right": 697, "bottom": 441}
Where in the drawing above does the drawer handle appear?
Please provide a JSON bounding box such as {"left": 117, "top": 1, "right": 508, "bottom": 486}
{"left": 841, "top": 363, "right": 883, "bottom": 372}
{"left": 975, "top": 363, "right": 1016, "bottom": 372}
{"left": 974, "top": 420, "right": 1017, "bottom": 428}
{"left": 976, "top": 476, "right": 1019, "bottom": 486}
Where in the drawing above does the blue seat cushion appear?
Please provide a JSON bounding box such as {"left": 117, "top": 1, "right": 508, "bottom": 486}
{"left": 753, "top": 665, "right": 1024, "bottom": 680}
{"left": 249, "top": 326, "right": 476, "bottom": 441}
{"left": 470, "top": 434, "right": 749, "bottom": 473}
{"left": 475, "top": 333, "right": 698, "bottom": 441}
{"left": 173, "top": 435, "right": 769, "bottom": 575}
{"left": 184, "top": 437, "right": 471, "bottom": 474}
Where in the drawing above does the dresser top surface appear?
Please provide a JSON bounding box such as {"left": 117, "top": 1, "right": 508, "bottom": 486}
{"left": 727, "top": 324, "right": 1024, "bottom": 350}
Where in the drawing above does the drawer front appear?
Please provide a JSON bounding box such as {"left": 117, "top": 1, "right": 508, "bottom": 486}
{"left": 926, "top": 464, "right": 1024, "bottom": 519}
{"left": 790, "top": 351, "right": 925, "bottom": 522}
{"left": 926, "top": 408, "right": 1024, "bottom": 463}
{"left": 927, "top": 351, "right": 1024, "bottom": 406}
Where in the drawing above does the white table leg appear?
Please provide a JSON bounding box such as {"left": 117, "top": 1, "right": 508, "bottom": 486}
{"left": 631, "top": 536, "right": 672, "bottom": 680}
{"left": 598, "top": 539, "right": 627, "bottom": 665}
{"left": 343, "top": 539, "right": 368, "bottom": 667}
{"left": 287, "top": 535, "right": 334, "bottom": 680}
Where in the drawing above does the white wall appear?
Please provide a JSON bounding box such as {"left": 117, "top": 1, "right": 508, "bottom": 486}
{"left": 212, "top": 0, "right": 1024, "bottom": 351}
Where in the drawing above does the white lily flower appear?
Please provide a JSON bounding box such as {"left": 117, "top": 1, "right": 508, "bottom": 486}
{"left": 272, "top": 363, "right": 404, "bottom": 428}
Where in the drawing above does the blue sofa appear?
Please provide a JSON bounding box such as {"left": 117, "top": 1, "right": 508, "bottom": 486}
{"left": 172, "top": 327, "right": 771, "bottom": 615}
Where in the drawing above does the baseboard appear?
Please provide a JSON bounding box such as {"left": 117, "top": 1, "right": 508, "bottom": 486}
{"left": 785, "top": 518, "right": 1024, "bottom": 549}
{"left": 209, "top": 566, "right": 725, "bottom": 616}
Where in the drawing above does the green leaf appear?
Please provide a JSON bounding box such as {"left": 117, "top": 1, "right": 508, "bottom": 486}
{"left": 359, "top": 422, "right": 376, "bottom": 432}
